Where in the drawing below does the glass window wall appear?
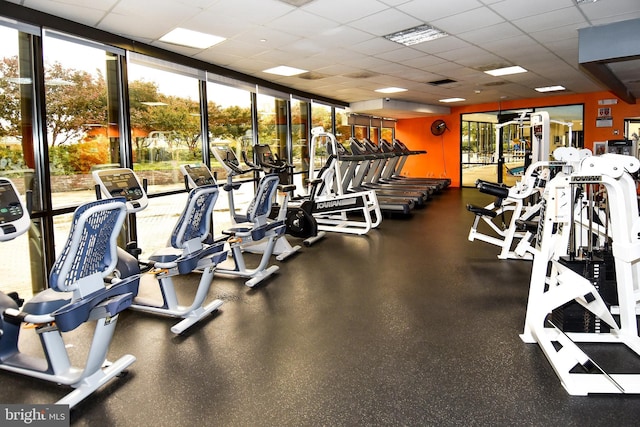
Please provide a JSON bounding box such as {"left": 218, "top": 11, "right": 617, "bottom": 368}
{"left": 207, "top": 80, "right": 254, "bottom": 232}
{"left": 43, "top": 31, "right": 123, "bottom": 209}
{"left": 0, "top": 24, "right": 42, "bottom": 298}
{"left": 128, "top": 54, "right": 203, "bottom": 194}
{"left": 335, "top": 107, "right": 351, "bottom": 145}
{"left": 257, "top": 92, "right": 288, "bottom": 165}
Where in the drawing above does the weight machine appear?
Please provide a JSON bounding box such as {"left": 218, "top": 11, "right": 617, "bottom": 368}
{"left": 520, "top": 153, "right": 640, "bottom": 395}
{"left": 466, "top": 111, "right": 576, "bottom": 259}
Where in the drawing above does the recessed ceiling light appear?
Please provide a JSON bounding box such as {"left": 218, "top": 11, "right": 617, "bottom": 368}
{"left": 384, "top": 24, "right": 448, "bottom": 46}
{"left": 263, "top": 66, "right": 308, "bottom": 76}
{"left": 576, "top": 0, "right": 598, "bottom": 4}
{"left": 159, "top": 28, "right": 225, "bottom": 49}
{"left": 484, "top": 66, "right": 527, "bottom": 77}
{"left": 439, "top": 97, "right": 465, "bottom": 103}
{"left": 535, "top": 85, "right": 566, "bottom": 93}
{"left": 375, "top": 87, "right": 407, "bottom": 94}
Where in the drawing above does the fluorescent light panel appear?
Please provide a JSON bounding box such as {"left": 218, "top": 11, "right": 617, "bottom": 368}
{"left": 484, "top": 66, "right": 527, "bottom": 77}
{"left": 384, "top": 24, "right": 448, "bottom": 46}
{"left": 439, "top": 97, "right": 465, "bottom": 103}
{"left": 535, "top": 85, "right": 566, "bottom": 93}
{"left": 159, "top": 28, "right": 226, "bottom": 49}
{"left": 375, "top": 87, "right": 407, "bottom": 94}
{"left": 263, "top": 66, "right": 308, "bottom": 76}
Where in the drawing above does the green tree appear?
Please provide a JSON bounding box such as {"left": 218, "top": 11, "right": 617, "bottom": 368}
{"left": 0, "top": 56, "right": 21, "bottom": 139}
{"left": 45, "top": 62, "right": 106, "bottom": 146}
{"left": 208, "top": 103, "right": 252, "bottom": 142}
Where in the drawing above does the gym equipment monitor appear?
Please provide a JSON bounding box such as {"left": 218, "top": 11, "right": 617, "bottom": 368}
{"left": 180, "top": 164, "right": 216, "bottom": 188}
{"left": 0, "top": 178, "right": 30, "bottom": 241}
{"left": 93, "top": 168, "right": 148, "bottom": 213}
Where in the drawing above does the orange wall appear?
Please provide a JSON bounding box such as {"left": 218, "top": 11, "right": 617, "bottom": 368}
{"left": 395, "top": 91, "right": 640, "bottom": 187}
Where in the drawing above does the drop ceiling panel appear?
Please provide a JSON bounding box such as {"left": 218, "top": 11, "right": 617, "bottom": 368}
{"left": 589, "top": 11, "right": 640, "bottom": 27}
{"left": 457, "top": 22, "right": 524, "bottom": 45}
{"left": 512, "top": 7, "right": 587, "bottom": 33}
{"left": 303, "top": 0, "right": 389, "bottom": 24}
{"left": 347, "top": 8, "right": 423, "bottom": 36}
{"left": 402, "top": 54, "right": 449, "bottom": 69}
{"left": 267, "top": 9, "right": 340, "bottom": 38}
{"left": 203, "top": 0, "right": 294, "bottom": 25}
{"left": 411, "top": 36, "right": 473, "bottom": 55}
{"left": 487, "top": 0, "right": 575, "bottom": 21}
{"left": 397, "top": 0, "right": 484, "bottom": 22}
{"left": 432, "top": 7, "right": 505, "bottom": 35}
{"left": 21, "top": 0, "right": 112, "bottom": 25}
{"left": 348, "top": 38, "right": 403, "bottom": 56}
{"left": 377, "top": 47, "right": 429, "bottom": 63}
{"left": 312, "top": 26, "right": 374, "bottom": 48}
{"left": 580, "top": 0, "right": 640, "bottom": 21}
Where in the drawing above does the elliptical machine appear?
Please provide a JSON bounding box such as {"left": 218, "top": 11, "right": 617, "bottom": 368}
{"left": 0, "top": 177, "right": 139, "bottom": 408}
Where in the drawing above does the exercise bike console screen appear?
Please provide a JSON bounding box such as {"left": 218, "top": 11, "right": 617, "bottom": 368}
{"left": 99, "top": 172, "right": 142, "bottom": 200}
{"left": 0, "top": 181, "right": 24, "bottom": 224}
{"left": 182, "top": 164, "right": 215, "bottom": 187}
{"left": 0, "top": 178, "right": 30, "bottom": 241}
{"left": 93, "top": 168, "right": 148, "bottom": 213}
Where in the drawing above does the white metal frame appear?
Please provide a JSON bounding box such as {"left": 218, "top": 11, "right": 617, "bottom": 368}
{"left": 520, "top": 153, "right": 640, "bottom": 395}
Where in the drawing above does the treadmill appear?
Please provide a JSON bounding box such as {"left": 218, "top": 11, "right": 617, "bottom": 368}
{"left": 349, "top": 137, "right": 429, "bottom": 206}
{"left": 331, "top": 141, "right": 414, "bottom": 215}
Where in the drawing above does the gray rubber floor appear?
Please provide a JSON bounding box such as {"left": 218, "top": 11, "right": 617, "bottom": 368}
{"left": 2, "top": 188, "right": 640, "bottom": 426}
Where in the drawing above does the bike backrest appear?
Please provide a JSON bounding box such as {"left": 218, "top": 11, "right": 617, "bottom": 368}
{"left": 170, "top": 185, "right": 219, "bottom": 249}
{"left": 49, "top": 197, "right": 127, "bottom": 294}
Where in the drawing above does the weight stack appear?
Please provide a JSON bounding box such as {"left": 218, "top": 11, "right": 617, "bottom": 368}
{"left": 551, "top": 256, "right": 609, "bottom": 333}
{"left": 593, "top": 248, "right": 618, "bottom": 306}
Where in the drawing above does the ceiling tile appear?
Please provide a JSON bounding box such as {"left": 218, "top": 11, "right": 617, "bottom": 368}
{"left": 267, "top": 9, "right": 340, "bottom": 38}
{"left": 397, "top": 0, "right": 484, "bottom": 22}
{"left": 303, "top": 0, "right": 389, "bottom": 24}
{"left": 512, "top": 7, "right": 587, "bottom": 33}
{"left": 432, "top": 7, "right": 505, "bottom": 34}
{"left": 22, "top": 0, "right": 113, "bottom": 26}
{"left": 580, "top": 0, "right": 640, "bottom": 21}
{"left": 348, "top": 9, "right": 423, "bottom": 36}
{"left": 487, "top": 0, "right": 575, "bottom": 21}
{"left": 457, "top": 22, "right": 524, "bottom": 44}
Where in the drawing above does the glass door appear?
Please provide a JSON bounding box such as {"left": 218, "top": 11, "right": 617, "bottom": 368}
{"left": 461, "top": 115, "right": 497, "bottom": 187}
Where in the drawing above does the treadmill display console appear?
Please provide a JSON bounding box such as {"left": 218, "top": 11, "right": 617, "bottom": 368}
{"left": 0, "top": 181, "right": 24, "bottom": 224}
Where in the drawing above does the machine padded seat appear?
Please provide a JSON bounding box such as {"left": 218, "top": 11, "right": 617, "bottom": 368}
{"left": 175, "top": 242, "right": 226, "bottom": 275}
{"left": 515, "top": 219, "right": 539, "bottom": 232}
{"left": 466, "top": 204, "right": 498, "bottom": 218}
{"left": 52, "top": 275, "right": 139, "bottom": 332}
{"left": 475, "top": 180, "right": 510, "bottom": 199}
{"left": 21, "top": 290, "right": 71, "bottom": 316}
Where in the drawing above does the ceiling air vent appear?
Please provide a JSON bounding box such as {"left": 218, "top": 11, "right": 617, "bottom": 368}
{"left": 345, "top": 71, "right": 379, "bottom": 79}
{"left": 298, "top": 72, "right": 328, "bottom": 80}
{"left": 484, "top": 81, "right": 507, "bottom": 87}
{"left": 428, "top": 78, "right": 457, "bottom": 86}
